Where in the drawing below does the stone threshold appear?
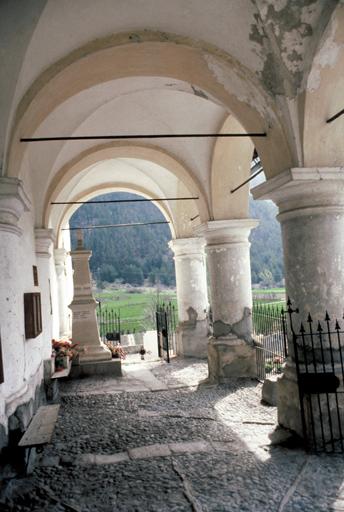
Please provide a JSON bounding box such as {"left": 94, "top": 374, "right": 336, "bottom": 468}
{"left": 41, "top": 439, "right": 238, "bottom": 467}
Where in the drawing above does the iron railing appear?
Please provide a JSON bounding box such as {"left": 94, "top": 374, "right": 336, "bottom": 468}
{"left": 156, "top": 301, "right": 178, "bottom": 362}
{"left": 252, "top": 301, "right": 287, "bottom": 380}
{"left": 287, "top": 300, "right": 344, "bottom": 453}
{"left": 96, "top": 306, "right": 121, "bottom": 342}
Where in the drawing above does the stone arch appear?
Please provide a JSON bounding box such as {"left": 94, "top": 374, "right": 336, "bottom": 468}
{"left": 211, "top": 115, "right": 254, "bottom": 220}
{"left": 43, "top": 143, "right": 208, "bottom": 232}
{"left": 303, "top": 3, "right": 344, "bottom": 167}
{"left": 54, "top": 183, "right": 177, "bottom": 247}
{"left": 7, "top": 32, "right": 293, "bottom": 181}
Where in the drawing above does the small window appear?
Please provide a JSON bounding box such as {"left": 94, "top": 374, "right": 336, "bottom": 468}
{"left": 24, "top": 293, "right": 42, "bottom": 339}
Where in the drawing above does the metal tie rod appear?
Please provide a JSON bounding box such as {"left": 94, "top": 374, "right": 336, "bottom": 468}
{"left": 63, "top": 221, "right": 170, "bottom": 231}
{"left": 230, "top": 168, "right": 264, "bottom": 194}
{"left": 52, "top": 196, "right": 198, "bottom": 205}
{"left": 326, "top": 108, "right": 344, "bottom": 124}
{"left": 21, "top": 132, "right": 267, "bottom": 142}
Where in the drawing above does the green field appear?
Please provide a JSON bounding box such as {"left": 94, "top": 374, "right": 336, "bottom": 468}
{"left": 252, "top": 288, "right": 285, "bottom": 295}
{"left": 95, "top": 288, "right": 177, "bottom": 333}
{"left": 95, "top": 287, "right": 286, "bottom": 334}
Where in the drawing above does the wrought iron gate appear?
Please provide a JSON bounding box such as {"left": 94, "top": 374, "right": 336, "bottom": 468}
{"left": 252, "top": 302, "right": 288, "bottom": 380}
{"left": 156, "top": 302, "right": 177, "bottom": 362}
{"left": 287, "top": 300, "right": 344, "bottom": 453}
{"left": 96, "top": 304, "right": 121, "bottom": 343}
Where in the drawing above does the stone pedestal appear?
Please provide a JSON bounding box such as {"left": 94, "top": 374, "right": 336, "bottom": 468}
{"left": 69, "top": 248, "right": 111, "bottom": 362}
{"left": 208, "top": 335, "right": 256, "bottom": 381}
{"left": 252, "top": 167, "right": 344, "bottom": 436}
{"left": 195, "top": 219, "right": 258, "bottom": 382}
{"left": 169, "top": 238, "right": 209, "bottom": 358}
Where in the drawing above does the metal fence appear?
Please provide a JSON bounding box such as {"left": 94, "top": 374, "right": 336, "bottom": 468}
{"left": 252, "top": 301, "right": 287, "bottom": 380}
{"left": 96, "top": 306, "right": 121, "bottom": 342}
{"left": 287, "top": 301, "right": 344, "bottom": 453}
{"left": 156, "top": 301, "right": 178, "bottom": 362}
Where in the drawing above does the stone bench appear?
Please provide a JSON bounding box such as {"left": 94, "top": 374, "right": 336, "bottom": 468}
{"left": 18, "top": 404, "right": 60, "bottom": 473}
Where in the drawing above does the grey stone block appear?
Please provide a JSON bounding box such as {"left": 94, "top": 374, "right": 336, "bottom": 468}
{"left": 70, "top": 359, "right": 122, "bottom": 378}
{"left": 262, "top": 374, "right": 279, "bottom": 406}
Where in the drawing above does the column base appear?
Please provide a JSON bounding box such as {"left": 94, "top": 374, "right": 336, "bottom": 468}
{"left": 78, "top": 342, "right": 112, "bottom": 363}
{"left": 277, "top": 366, "right": 303, "bottom": 436}
{"left": 207, "top": 335, "right": 256, "bottom": 383}
{"left": 176, "top": 320, "right": 208, "bottom": 358}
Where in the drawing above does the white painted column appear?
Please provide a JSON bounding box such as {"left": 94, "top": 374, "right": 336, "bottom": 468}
{"left": 169, "top": 238, "right": 209, "bottom": 358}
{"left": 195, "top": 219, "right": 258, "bottom": 381}
{"left": 0, "top": 178, "right": 31, "bottom": 445}
{"left": 252, "top": 167, "right": 344, "bottom": 436}
{"left": 35, "top": 228, "right": 56, "bottom": 359}
{"left": 69, "top": 242, "right": 111, "bottom": 362}
{"left": 54, "top": 248, "right": 70, "bottom": 337}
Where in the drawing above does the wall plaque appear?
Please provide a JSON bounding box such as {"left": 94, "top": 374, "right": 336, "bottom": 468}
{"left": 24, "top": 292, "right": 42, "bottom": 339}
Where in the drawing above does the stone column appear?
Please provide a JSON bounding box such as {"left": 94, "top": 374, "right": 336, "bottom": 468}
{"left": 69, "top": 236, "right": 111, "bottom": 362}
{"left": 195, "top": 219, "right": 258, "bottom": 382}
{"left": 54, "top": 248, "right": 70, "bottom": 337}
{"left": 35, "top": 228, "right": 56, "bottom": 359}
{"left": 169, "top": 238, "right": 209, "bottom": 358}
{"left": 252, "top": 167, "right": 344, "bottom": 436}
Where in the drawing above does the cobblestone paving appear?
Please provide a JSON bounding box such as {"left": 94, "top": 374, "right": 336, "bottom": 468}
{"left": 2, "top": 358, "right": 344, "bottom": 511}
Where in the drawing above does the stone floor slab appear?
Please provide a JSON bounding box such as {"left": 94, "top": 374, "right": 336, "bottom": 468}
{"left": 128, "top": 443, "right": 171, "bottom": 460}
{"left": 3, "top": 358, "right": 344, "bottom": 512}
{"left": 169, "top": 440, "right": 212, "bottom": 454}
{"left": 94, "top": 452, "right": 129, "bottom": 465}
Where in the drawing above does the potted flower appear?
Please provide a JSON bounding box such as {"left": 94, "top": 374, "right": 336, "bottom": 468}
{"left": 105, "top": 342, "right": 126, "bottom": 360}
{"left": 52, "top": 339, "right": 81, "bottom": 371}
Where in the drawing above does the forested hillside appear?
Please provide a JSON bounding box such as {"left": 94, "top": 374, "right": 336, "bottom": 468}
{"left": 70, "top": 192, "right": 284, "bottom": 287}
{"left": 70, "top": 193, "right": 175, "bottom": 287}
{"left": 249, "top": 199, "right": 284, "bottom": 285}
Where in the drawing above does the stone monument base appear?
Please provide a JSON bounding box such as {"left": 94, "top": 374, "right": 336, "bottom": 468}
{"left": 70, "top": 359, "right": 122, "bottom": 378}
{"left": 207, "top": 335, "right": 256, "bottom": 383}
{"left": 78, "top": 342, "right": 112, "bottom": 363}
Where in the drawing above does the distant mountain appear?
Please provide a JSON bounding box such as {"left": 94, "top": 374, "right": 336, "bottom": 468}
{"left": 249, "top": 198, "right": 284, "bottom": 285}
{"left": 70, "top": 192, "right": 175, "bottom": 287}
{"left": 69, "top": 192, "right": 284, "bottom": 287}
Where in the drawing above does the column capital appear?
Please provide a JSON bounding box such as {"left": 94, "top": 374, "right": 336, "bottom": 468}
{"left": 0, "top": 177, "right": 31, "bottom": 236}
{"left": 54, "top": 247, "right": 68, "bottom": 265}
{"left": 169, "top": 237, "right": 206, "bottom": 258}
{"left": 35, "top": 228, "right": 55, "bottom": 258}
{"left": 251, "top": 167, "right": 344, "bottom": 220}
{"left": 194, "top": 219, "right": 258, "bottom": 245}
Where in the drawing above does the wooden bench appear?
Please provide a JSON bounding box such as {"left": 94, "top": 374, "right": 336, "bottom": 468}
{"left": 18, "top": 404, "right": 60, "bottom": 473}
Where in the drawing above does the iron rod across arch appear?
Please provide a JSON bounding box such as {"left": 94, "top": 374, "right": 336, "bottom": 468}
{"left": 63, "top": 220, "right": 170, "bottom": 231}
{"left": 21, "top": 132, "right": 267, "bottom": 142}
{"left": 52, "top": 196, "right": 198, "bottom": 205}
